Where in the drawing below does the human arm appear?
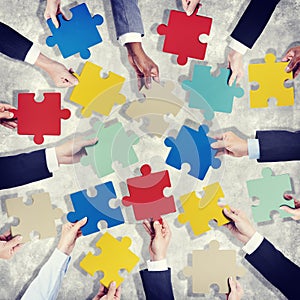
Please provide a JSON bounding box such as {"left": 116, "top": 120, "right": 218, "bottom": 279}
{"left": 0, "top": 103, "right": 17, "bottom": 129}
{"left": 92, "top": 282, "right": 121, "bottom": 300}
{"left": 282, "top": 46, "right": 300, "bottom": 78}
{"left": 0, "top": 230, "right": 23, "bottom": 259}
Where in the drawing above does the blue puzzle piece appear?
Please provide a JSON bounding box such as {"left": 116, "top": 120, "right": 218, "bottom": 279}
{"left": 182, "top": 65, "right": 244, "bottom": 120}
{"left": 67, "top": 182, "right": 124, "bottom": 236}
{"left": 164, "top": 125, "right": 221, "bottom": 180}
{"left": 46, "top": 3, "right": 103, "bottom": 59}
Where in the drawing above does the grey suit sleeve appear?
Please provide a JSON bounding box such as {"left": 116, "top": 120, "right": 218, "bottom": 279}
{"left": 110, "top": 0, "right": 144, "bottom": 39}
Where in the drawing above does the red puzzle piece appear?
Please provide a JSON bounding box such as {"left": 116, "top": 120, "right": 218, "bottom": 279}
{"left": 11, "top": 93, "right": 71, "bottom": 144}
{"left": 157, "top": 7, "right": 212, "bottom": 65}
{"left": 122, "top": 164, "right": 176, "bottom": 221}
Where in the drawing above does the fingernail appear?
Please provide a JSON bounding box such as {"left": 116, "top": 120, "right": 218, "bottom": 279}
{"left": 17, "top": 236, "right": 23, "bottom": 241}
{"left": 285, "top": 66, "right": 290, "bottom": 72}
{"left": 224, "top": 208, "right": 228, "bottom": 213}
{"left": 279, "top": 207, "right": 284, "bottom": 210}
{"left": 9, "top": 112, "right": 14, "bottom": 118}
{"left": 187, "top": 10, "right": 192, "bottom": 16}
{"left": 81, "top": 217, "right": 88, "bottom": 222}
{"left": 111, "top": 281, "right": 116, "bottom": 287}
{"left": 154, "top": 221, "right": 159, "bottom": 225}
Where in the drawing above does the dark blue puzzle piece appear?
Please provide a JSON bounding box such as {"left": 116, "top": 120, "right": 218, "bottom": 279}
{"left": 67, "top": 181, "right": 124, "bottom": 236}
{"left": 164, "top": 125, "right": 221, "bottom": 180}
{"left": 46, "top": 3, "right": 103, "bottom": 59}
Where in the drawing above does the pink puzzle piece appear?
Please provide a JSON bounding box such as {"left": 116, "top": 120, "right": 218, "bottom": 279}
{"left": 122, "top": 164, "right": 176, "bottom": 221}
{"left": 10, "top": 93, "right": 71, "bottom": 144}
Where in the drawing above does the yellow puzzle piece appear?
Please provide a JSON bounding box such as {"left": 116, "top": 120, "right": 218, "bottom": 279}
{"left": 70, "top": 61, "right": 126, "bottom": 117}
{"left": 80, "top": 232, "right": 139, "bottom": 288}
{"left": 178, "top": 182, "right": 230, "bottom": 235}
{"left": 248, "top": 53, "right": 294, "bottom": 108}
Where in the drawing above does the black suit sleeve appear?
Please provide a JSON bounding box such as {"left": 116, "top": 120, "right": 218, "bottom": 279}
{"left": 245, "top": 238, "right": 300, "bottom": 299}
{"left": 140, "top": 269, "right": 174, "bottom": 300}
{"left": 256, "top": 130, "right": 300, "bottom": 162}
{"left": 0, "top": 22, "right": 33, "bottom": 61}
{"left": 230, "top": 0, "right": 280, "bottom": 49}
{"left": 0, "top": 149, "right": 53, "bottom": 190}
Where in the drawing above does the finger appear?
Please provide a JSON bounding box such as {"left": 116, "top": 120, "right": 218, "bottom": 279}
{"left": 12, "top": 243, "right": 23, "bottom": 254}
{"left": 235, "top": 279, "right": 243, "bottom": 294}
{"left": 1, "top": 123, "right": 15, "bottom": 130}
{"left": 150, "top": 65, "right": 159, "bottom": 84}
{"left": 115, "top": 285, "right": 121, "bottom": 298}
{"left": 186, "top": 0, "right": 199, "bottom": 16}
{"left": 223, "top": 208, "right": 239, "bottom": 222}
{"left": 51, "top": 14, "right": 60, "bottom": 28}
{"left": 6, "top": 235, "right": 23, "bottom": 248}
{"left": 294, "top": 65, "right": 300, "bottom": 78}
{"left": 294, "top": 199, "right": 300, "bottom": 208}
{"left": 235, "top": 72, "right": 244, "bottom": 85}
{"left": 211, "top": 140, "right": 225, "bottom": 149}
{"left": 0, "top": 111, "right": 14, "bottom": 120}
{"left": 74, "top": 217, "right": 88, "bottom": 231}
{"left": 228, "top": 72, "right": 237, "bottom": 87}
{"left": 142, "top": 220, "right": 153, "bottom": 236}
{"left": 182, "top": 0, "right": 189, "bottom": 11}
{"left": 107, "top": 281, "right": 117, "bottom": 299}
{"left": 153, "top": 220, "right": 163, "bottom": 237}
{"left": 161, "top": 219, "right": 170, "bottom": 234}
{"left": 281, "top": 50, "right": 293, "bottom": 62}
{"left": 2, "top": 120, "right": 17, "bottom": 128}
{"left": 283, "top": 194, "right": 293, "bottom": 200}
{"left": 0, "top": 103, "right": 16, "bottom": 110}
{"left": 228, "top": 277, "right": 237, "bottom": 292}
{"left": 286, "top": 57, "right": 298, "bottom": 72}
{"left": 145, "top": 76, "right": 152, "bottom": 89}
{"left": 280, "top": 205, "right": 297, "bottom": 217}
{"left": 78, "top": 137, "right": 98, "bottom": 148}
{"left": 64, "top": 71, "right": 79, "bottom": 86}
{"left": 215, "top": 150, "right": 226, "bottom": 157}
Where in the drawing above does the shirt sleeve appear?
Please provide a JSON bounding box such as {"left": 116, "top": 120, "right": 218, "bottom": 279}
{"left": 45, "top": 148, "right": 60, "bottom": 173}
{"left": 24, "top": 44, "right": 40, "bottom": 65}
{"left": 228, "top": 38, "right": 249, "bottom": 55}
{"left": 247, "top": 139, "right": 260, "bottom": 160}
{"left": 118, "top": 32, "right": 143, "bottom": 46}
{"left": 242, "top": 232, "right": 264, "bottom": 255}
{"left": 21, "top": 249, "right": 71, "bottom": 300}
{"left": 146, "top": 259, "right": 168, "bottom": 271}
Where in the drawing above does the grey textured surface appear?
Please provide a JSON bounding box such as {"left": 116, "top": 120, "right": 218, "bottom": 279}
{"left": 0, "top": 0, "right": 300, "bottom": 299}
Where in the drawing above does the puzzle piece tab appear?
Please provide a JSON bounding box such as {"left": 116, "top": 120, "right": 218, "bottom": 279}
{"left": 248, "top": 53, "right": 294, "bottom": 108}
{"left": 80, "top": 232, "right": 139, "bottom": 287}
{"left": 122, "top": 164, "right": 176, "bottom": 221}
{"left": 6, "top": 192, "right": 63, "bottom": 243}
{"left": 182, "top": 65, "right": 244, "bottom": 120}
{"left": 67, "top": 182, "right": 124, "bottom": 236}
{"left": 247, "top": 167, "right": 294, "bottom": 223}
{"left": 178, "top": 182, "right": 230, "bottom": 235}
{"left": 46, "top": 3, "right": 103, "bottom": 59}
{"left": 183, "top": 240, "right": 245, "bottom": 293}
{"left": 124, "top": 81, "right": 183, "bottom": 136}
{"left": 164, "top": 125, "right": 221, "bottom": 180}
{"left": 70, "top": 62, "right": 125, "bottom": 117}
{"left": 10, "top": 93, "right": 70, "bottom": 144}
{"left": 81, "top": 121, "right": 139, "bottom": 178}
{"left": 157, "top": 7, "right": 212, "bottom": 65}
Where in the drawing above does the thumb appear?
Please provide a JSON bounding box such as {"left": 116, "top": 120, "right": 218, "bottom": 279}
{"left": 6, "top": 235, "right": 23, "bottom": 249}
{"left": 280, "top": 205, "right": 295, "bottom": 215}
{"left": 74, "top": 217, "right": 88, "bottom": 231}
{"left": 286, "top": 57, "right": 297, "bottom": 72}
{"left": 228, "top": 73, "right": 236, "bottom": 87}
{"left": 80, "top": 138, "right": 98, "bottom": 148}
{"left": 0, "top": 110, "right": 14, "bottom": 120}
{"left": 51, "top": 15, "right": 60, "bottom": 29}
{"left": 211, "top": 140, "right": 225, "bottom": 149}
{"left": 153, "top": 221, "right": 163, "bottom": 237}
{"left": 228, "top": 277, "right": 237, "bottom": 293}
{"left": 223, "top": 208, "right": 238, "bottom": 222}
{"left": 107, "top": 281, "right": 117, "bottom": 299}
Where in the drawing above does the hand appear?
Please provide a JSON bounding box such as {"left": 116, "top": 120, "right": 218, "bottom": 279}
{"left": 211, "top": 132, "right": 248, "bottom": 157}
{"left": 223, "top": 207, "right": 256, "bottom": 244}
{"left": 126, "top": 42, "right": 159, "bottom": 90}
{"left": 0, "top": 103, "right": 17, "bottom": 129}
{"left": 57, "top": 218, "right": 87, "bottom": 256}
{"left": 143, "top": 219, "right": 171, "bottom": 261}
{"left": 280, "top": 194, "right": 300, "bottom": 221}
{"left": 182, "top": 0, "right": 200, "bottom": 16}
{"left": 92, "top": 282, "right": 121, "bottom": 300}
{"left": 227, "top": 277, "right": 244, "bottom": 300}
{"left": 228, "top": 49, "right": 244, "bottom": 86}
{"left": 55, "top": 137, "right": 98, "bottom": 165}
{"left": 0, "top": 230, "right": 23, "bottom": 259}
{"left": 44, "top": 0, "right": 65, "bottom": 28}
{"left": 34, "top": 53, "right": 78, "bottom": 87}
{"left": 282, "top": 46, "right": 300, "bottom": 78}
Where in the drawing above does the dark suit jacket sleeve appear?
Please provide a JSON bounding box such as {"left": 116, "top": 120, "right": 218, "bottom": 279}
{"left": 256, "top": 130, "right": 300, "bottom": 162}
{"left": 245, "top": 238, "right": 299, "bottom": 299}
{"left": 140, "top": 269, "right": 174, "bottom": 300}
{"left": 230, "top": 0, "right": 280, "bottom": 49}
{"left": 0, "top": 149, "right": 53, "bottom": 190}
{"left": 110, "top": 0, "right": 144, "bottom": 39}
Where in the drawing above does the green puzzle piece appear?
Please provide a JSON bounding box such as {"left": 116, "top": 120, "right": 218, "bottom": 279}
{"left": 81, "top": 121, "right": 139, "bottom": 178}
{"left": 246, "top": 168, "right": 294, "bottom": 223}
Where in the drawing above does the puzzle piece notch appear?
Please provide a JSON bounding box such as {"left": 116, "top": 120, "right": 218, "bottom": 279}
{"left": 10, "top": 93, "right": 71, "bottom": 144}
{"left": 80, "top": 232, "right": 139, "bottom": 287}
{"left": 248, "top": 53, "right": 294, "bottom": 108}
{"left": 67, "top": 181, "right": 124, "bottom": 236}
{"left": 46, "top": 3, "right": 104, "bottom": 59}
{"left": 183, "top": 240, "right": 246, "bottom": 293}
{"left": 247, "top": 167, "right": 294, "bottom": 223}
{"left": 178, "top": 182, "right": 230, "bottom": 235}
{"left": 6, "top": 193, "right": 63, "bottom": 243}
{"left": 182, "top": 65, "right": 244, "bottom": 120}
{"left": 70, "top": 62, "right": 126, "bottom": 117}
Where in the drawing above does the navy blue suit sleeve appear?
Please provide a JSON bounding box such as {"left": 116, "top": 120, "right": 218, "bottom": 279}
{"left": 110, "top": 0, "right": 144, "bottom": 39}
{"left": 230, "top": 0, "right": 280, "bottom": 49}
{"left": 245, "top": 238, "right": 299, "bottom": 299}
{"left": 0, "top": 22, "right": 33, "bottom": 61}
{"left": 256, "top": 130, "right": 300, "bottom": 162}
{"left": 140, "top": 269, "right": 174, "bottom": 300}
{"left": 0, "top": 149, "right": 52, "bottom": 190}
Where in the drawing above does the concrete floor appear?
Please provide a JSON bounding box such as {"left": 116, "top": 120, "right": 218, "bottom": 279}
{"left": 0, "top": 0, "right": 300, "bottom": 299}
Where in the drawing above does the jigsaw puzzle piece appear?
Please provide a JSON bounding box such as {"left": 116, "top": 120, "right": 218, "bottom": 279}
{"left": 248, "top": 53, "right": 294, "bottom": 108}
{"left": 80, "top": 232, "right": 139, "bottom": 287}
{"left": 67, "top": 182, "right": 124, "bottom": 236}
{"left": 70, "top": 62, "right": 125, "bottom": 117}
{"left": 46, "top": 3, "right": 104, "bottom": 59}
{"left": 182, "top": 65, "right": 244, "bottom": 120}
{"left": 247, "top": 168, "right": 294, "bottom": 223}
{"left": 164, "top": 125, "right": 221, "bottom": 180}
{"left": 10, "top": 93, "right": 70, "bottom": 144}
{"left": 6, "top": 193, "right": 63, "bottom": 243}
{"left": 157, "top": 8, "right": 212, "bottom": 65}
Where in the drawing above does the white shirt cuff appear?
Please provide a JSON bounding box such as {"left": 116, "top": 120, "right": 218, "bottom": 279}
{"left": 45, "top": 148, "right": 59, "bottom": 173}
{"left": 53, "top": 248, "right": 71, "bottom": 271}
{"left": 146, "top": 259, "right": 168, "bottom": 271}
{"left": 119, "top": 32, "right": 142, "bottom": 46}
{"left": 248, "top": 139, "right": 260, "bottom": 160}
{"left": 242, "top": 232, "right": 264, "bottom": 255}
{"left": 229, "top": 38, "right": 249, "bottom": 55}
{"left": 24, "top": 44, "right": 41, "bottom": 65}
